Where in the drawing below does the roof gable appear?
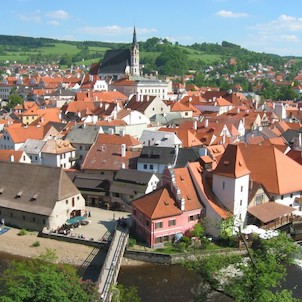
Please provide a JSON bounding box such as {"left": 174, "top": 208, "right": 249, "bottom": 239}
{"left": 132, "top": 186, "right": 182, "bottom": 219}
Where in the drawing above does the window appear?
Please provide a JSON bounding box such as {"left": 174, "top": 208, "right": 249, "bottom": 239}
{"left": 222, "top": 181, "right": 225, "bottom": 189}
{"left": 240, "top": 186, "right": 243, "bottom": 192}
{"left": 189, "top": 215, "right": 194, "bottom": 222}
{"left": 32, "top": 217, "right": 35, "bottom": 223}
{"left": 290, "top": 193, "right": 293, "bottom": 198}
{"left": 155, "top": 221, "right": 163, "bottom": 229}
{"left": 255, "top": 194, "right": 263, "bottom": 205}
{"left": 155, "top": 237, "right": 164, "bottom": 243}
{"left": 72, "top": 197, "right": 75, "bottom": 207}
{"left": 143, "top": 164, "right": 147, "bottom": 170}
{"left": 66, "top": 200, "right": 68, "bottom": 205}
{"left": 150, "top": 164, "right": 154, "bottom": 170}
{"left": 281, "top": 195, "right": 284, "bottom": 200}
{"left": 133, "top": 209, "right": 137, "bottom": 216}
{"left": 146, "top": 220, "right": 150, "bottom": 226}
{"left": 240, "top": 200, "right": 242, "bottom": 206}
{"left": 23, "top": 215, "right": 25, "bottom": 221}
{"left": 168, "top": 219, "right": 176, "bottom": 227}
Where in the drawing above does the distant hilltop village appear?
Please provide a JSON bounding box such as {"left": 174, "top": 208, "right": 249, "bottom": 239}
{"left": 0, "top": 25, "right": 302, "bottom": 250}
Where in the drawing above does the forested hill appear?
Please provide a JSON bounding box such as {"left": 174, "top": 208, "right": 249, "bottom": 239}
{"left": 0, "top": 34, "right": 296, "bottom": 76}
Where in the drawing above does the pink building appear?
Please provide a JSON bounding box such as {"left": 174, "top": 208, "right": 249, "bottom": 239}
{"left": 131, "top": 166, "right": 203, "bottom": 248}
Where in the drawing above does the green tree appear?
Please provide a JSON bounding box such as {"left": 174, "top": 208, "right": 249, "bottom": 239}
{"left": 111, "top": 284, "right": 141, "bottom": 302}
{"left": 192, "top": 223, "right": 205, "bottom": 238}
{"left": 0, "top": 249, "right": 98, "bottom": 302}
{"left": 7, "top": 93, "right": 22, "bottom": 109}
{"left": 228, "top": 233, "right": 300, "bottom": 302}
{"left": 155, "top": 45, "right": 188, "bottom": 75}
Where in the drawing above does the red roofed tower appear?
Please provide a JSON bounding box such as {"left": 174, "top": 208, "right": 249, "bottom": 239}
{"left": 212, "top": 144, "right": 250, "bottom": 227}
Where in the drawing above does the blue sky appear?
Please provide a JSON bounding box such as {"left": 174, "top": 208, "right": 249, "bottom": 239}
{"left": 2, "top": 0, "right": 302, "bottom": 56}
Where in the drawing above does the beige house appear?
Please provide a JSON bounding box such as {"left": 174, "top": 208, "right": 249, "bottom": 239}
{"left": 0, "top": 162, "right": 85, "bottom": 231}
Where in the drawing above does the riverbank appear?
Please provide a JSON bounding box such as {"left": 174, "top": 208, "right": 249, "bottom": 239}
{"left": 0, "top": 227, "right": 147, "bottom": 267}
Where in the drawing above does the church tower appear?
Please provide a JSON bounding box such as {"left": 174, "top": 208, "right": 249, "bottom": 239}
{"left": 130, "top": 27, "right": 140, "bottom": 76}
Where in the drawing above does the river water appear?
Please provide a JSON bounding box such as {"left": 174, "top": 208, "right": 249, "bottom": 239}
{"left": 0, "top": 252, "right": 301, "bottom": 301}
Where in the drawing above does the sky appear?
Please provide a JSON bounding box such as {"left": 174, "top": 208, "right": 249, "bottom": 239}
{"left": 2, "top": 0, "right": 302, "bottom": 56}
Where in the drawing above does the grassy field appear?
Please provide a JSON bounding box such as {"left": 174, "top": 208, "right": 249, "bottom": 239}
{"left": 0, "top": 40, "right": 224, "bottom": 71}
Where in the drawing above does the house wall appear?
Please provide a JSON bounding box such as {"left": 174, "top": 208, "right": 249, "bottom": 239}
{"left": 48, "top": 193, "right": 86, "bottom": 231}
{"left": 19, "top": 152, "right": 31, "bottom": 163}
{"left": 137, "top": 162, "right": 167, "bottom": 174}
{"left": 248, "top": 187, "right": 270, "bottom": 207}
{"left": 28, "top": 153, "right": 43, "bottom": 165}
{"left": 143, "top": 97, "right": 170, "bottom": 119}
{"left": 213, "top": 174, "right": 249, "bottom": 225}
{"left": 42, "top": 153, "right": 59, "bottom": 167}
{"left": 132, "top": 206, "right": 201, "bottom": 248}
{"left": 0, "top": 207, "right": 48, "bottom": 231}
{"left": 0, "top": 132, "right": 15, "bottom": 150}
{"left": 145, "top": 175, "right": 160, "bottom": 194}
{"left": 272, "top": 192, "right": 300, "bottom": 209}
{"left": 137, "top": 83, "right": 169, "bottom": 100}
{"left": 122, "top": 111, "right": 150, "bottom": 125}
{"left": 42, "top": 151, "right": 75, "bottom": 169}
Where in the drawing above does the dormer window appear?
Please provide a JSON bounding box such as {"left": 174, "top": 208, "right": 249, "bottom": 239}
{"left": 31, "top": 193, "right": 39, "bottom": 201}
{"left": 16, "top": 191, "right": 23, "bottom": 198}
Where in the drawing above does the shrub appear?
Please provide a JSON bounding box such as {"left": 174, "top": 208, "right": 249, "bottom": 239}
{"left": 17, "top": 229, "right": 27, "bottom": 236}
{"left": 31, "top": 241, "right": 40, "bottom": 247}
{"left": 128, "top": 237, "right": 136, "bottom": 247}
{"left": 181, "top": 236, "right": 191, "bottom": 247}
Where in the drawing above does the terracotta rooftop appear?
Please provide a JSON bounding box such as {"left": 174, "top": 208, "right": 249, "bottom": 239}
{"left": 214, "top": 144, "right": 250, "bottom": 178}
{"left": 248, "top": 202, "right": 294, "bottom": 223}
{"left": 132, "top": 185, "right": 183, "bottom": 219}
{"left": 239, "top": 144, "right": 302, "bottom": 195}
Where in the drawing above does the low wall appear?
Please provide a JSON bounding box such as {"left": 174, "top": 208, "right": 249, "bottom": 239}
{"left": 39, "top": 231, "right": 109, "bottom": 250}
{"left": 125, "top": 248, "right": 246, "bottom": 265}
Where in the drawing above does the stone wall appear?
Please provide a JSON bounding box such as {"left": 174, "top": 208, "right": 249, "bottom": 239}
{"left": 125, "top": 248, "right": 246, "bottom": 264}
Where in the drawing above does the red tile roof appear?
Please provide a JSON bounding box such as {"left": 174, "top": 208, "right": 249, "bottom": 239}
{"left": 132, "top": 185, "right": 182, "bottom": 219}
{"left": 214, "top": 144, "right": 250, "bottom": 178}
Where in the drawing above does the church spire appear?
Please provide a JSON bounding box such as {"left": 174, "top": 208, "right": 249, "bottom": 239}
{"left": 132, "top": 26, "right": 137, "bottom": 48}
{"left": 131, "top": 26, "right": 140, "bottom": 76}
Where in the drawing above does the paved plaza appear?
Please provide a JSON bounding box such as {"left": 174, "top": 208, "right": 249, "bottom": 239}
{"left": 66, "top": 207, "right": 131, "bottom": 241}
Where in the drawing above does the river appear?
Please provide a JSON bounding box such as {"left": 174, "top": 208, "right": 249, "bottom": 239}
{"left": 0, "top": 252, "right": 301, "bottom": 301}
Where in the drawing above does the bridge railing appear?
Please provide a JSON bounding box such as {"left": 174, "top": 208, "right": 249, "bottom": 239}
{"left": 98, "top": 224, "right": 129, "bottom": 302}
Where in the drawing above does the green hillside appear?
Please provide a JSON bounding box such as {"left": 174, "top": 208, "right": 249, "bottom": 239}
{"left": 0, "top": 34, "right": 296, "bottom": 75}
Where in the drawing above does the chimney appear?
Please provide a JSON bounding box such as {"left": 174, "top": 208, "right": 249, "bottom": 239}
{"left": 10, "top": 154, "right": 14, "bottom": 162}
{"left": 121, "top": 144, "right": 126, "bottom": 157}
{"left": 204, "top": 119, "right": 209, "bottom": 128}
{"left": 180, "top": 197, "right": 185, "bottom": 211}
{"left": 193, "top": 120, "right": 197, "bottom": 131}
{"left": 119, "top": 129, "right": 125, "bottom": 137}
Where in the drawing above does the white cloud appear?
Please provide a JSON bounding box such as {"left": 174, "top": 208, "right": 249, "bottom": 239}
{"left": 216, "top": 10, "right": 248, "bottom": 18}
{"left": 17, "top": 10, "right": 42, "bottom": 23}
{"left": 46, "top": 10, "right": 70, "bottom": 20}
{"left": 78, "top": 25, "right": 157, "bottom": 36}
{"left": 47, "top": 20, "right": 61, "bottom": 27}
{"left": 253, "top": 15, "right": 302, "bottom": 32}
{"left": 280, "top": 35, "right": 299, "bottom": 42}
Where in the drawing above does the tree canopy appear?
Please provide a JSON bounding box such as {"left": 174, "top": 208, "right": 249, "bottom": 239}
{"left": 0, "top": 249, "right": 98, "bottom": 302}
